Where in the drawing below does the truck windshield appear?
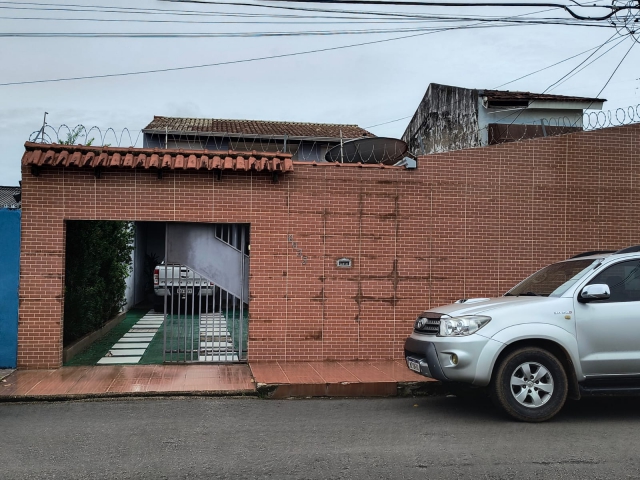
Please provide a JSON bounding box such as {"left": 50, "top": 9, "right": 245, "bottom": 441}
{"left": 505, "top": 259, "right": 600, "bottom": 297}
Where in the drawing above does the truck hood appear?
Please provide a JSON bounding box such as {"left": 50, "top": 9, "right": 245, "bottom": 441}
{"left": 424, "top": 296, "right": 552, "bottom": 317}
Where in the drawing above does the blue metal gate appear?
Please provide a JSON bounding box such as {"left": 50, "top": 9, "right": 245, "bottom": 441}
{"left": 0, "top": 209, "right": 20, "bottom": 368}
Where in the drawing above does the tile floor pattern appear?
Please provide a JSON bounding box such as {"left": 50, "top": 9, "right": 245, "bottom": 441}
{"left": 198, "top": 312, "right": 239, "bottom": 362}
{"left": 0, "top": 361, "right": 435, "bottom": 400}
{"left": 97, "top": 310, "right": 242, "bottom": 365}
{"left": 250, "top": 360, "right": 434, "bottom": 398}
{"left": 0, "top": 364, "right": 256, "bottom": 398}
{"left": 97, "top": 311, "right": 164, "bottom": 365}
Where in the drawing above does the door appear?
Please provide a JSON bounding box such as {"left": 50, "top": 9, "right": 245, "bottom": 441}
{"left": 575, "top": 259, "right": 640, "bottom": 376}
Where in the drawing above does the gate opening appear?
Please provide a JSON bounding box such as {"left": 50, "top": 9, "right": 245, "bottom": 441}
{"left": 160, "top": 223, "right": 250, "bottom": 363}
{"left": 63, "top": 221, "right": 249, "bottom": 366}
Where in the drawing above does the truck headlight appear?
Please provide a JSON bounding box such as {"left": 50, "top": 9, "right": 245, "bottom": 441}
{"left": 439, "top": 315, "right": 491, "bottom": 336}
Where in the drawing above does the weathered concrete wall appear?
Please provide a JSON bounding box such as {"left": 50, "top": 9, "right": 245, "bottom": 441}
{"left": 402, "top": 83, "right": 481, "bottom": 155}
{"left": 18, "top": 123, "right": 640, "bottom": 368}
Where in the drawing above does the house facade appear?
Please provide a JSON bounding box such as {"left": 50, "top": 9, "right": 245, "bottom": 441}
{"left": 16, "top": 122, "right": 640, "bottom": 369}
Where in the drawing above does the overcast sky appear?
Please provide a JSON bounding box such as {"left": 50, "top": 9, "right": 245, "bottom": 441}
{"left": 1, "top": 0, "right": 638, "bottom": 185}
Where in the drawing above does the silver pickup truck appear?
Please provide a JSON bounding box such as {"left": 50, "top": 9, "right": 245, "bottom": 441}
{"left": 153, "top": 264, "right": 214, "bottom": 313}
{"left": 405, "top": 246, "right": 640, "bottom": 422}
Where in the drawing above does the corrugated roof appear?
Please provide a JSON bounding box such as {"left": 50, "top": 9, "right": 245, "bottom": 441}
{"left": 0, "top": 186, "right": 21, "bottom": 209}
{"left": 143, "top": 116, "right": 373, "bottom": 139}
{"left": 22, "top": 142, "right": 293, "bottom": 173}
{"left": 479, "top": 90, "right": 604, "bottom": 103}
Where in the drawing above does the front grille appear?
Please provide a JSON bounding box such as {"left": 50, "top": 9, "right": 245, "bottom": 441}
{"left": 414, "top": 313, "right": 443, "bottom": 335}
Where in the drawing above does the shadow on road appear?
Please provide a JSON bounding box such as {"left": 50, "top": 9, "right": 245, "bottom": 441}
{"left": 415, "top": 392, "right": 640, "bottom": 423}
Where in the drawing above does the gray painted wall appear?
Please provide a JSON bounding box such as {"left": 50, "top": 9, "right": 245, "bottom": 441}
{"left": 402, "top": 84, "right": 481, "bottom": 155}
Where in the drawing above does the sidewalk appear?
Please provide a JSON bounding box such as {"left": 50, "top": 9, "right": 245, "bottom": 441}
{"left": 0, "top": 361, "right": 437, "bottom": 402}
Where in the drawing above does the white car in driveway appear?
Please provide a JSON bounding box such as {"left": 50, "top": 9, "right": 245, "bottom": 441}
{"left": 153, "top": 263, "right": 215, "bottom": 313}
{"left": 405, "top": 246, "right": 640, "bottom": 422}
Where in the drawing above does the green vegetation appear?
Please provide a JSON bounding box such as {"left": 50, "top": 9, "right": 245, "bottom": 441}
{"left": 64, "top": 309, "right": 146, "bottom": 365}
{"left": 63, "top": 220, "right": 134, "bottom": 345}
{"left": 60, "top": 125, "right": 94, "bottom": 146}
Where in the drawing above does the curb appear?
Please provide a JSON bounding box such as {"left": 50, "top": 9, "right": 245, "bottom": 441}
{"left": 257, "top": 380, "right": 442, "bottom": 399}
{"left": 0, "top": 389, "right": 259, "bottom": 403}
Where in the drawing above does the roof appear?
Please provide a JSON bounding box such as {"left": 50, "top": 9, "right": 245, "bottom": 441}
{"left": 0, "top": 186, "right": 21, "bottom": 209}
{"left": 22, "top": 142, "right": 293, "bottom": 173}
{"left": 143, "top": 116, "right": 374, "bottom": 140}
{"left": 478, "top": 89, "right": 605, "bottom": 103}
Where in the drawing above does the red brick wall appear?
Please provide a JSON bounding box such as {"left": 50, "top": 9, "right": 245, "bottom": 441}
{"left": 18, "top": 124, "right": 640, "bottom": 368}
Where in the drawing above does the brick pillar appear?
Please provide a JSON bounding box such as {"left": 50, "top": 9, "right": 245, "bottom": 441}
{"left": 18, "top": 166, "right": 66, "bottom": 368}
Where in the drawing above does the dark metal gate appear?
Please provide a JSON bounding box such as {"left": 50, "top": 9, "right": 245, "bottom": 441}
{"left": 160, "top": 223, "right": 249, "bottom": 363}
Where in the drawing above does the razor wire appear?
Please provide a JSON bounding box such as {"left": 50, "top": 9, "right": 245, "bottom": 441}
{"left": 27, "top": 122, "right": 403, "bottom": 164}
{"left": 27, "top": 102, "right": 640, "bottom": 163}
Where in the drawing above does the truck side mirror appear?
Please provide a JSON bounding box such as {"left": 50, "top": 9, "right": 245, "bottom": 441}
{"left": 579, "top": 284, "right": 610, "bottom": 302}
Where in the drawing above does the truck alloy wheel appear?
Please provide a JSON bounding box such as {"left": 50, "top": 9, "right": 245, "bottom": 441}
{"left": 491, "top": 347, "right": 567, "bottom": 422}
{"left": 510, "top": 361, "right": 554, "bottom": 408}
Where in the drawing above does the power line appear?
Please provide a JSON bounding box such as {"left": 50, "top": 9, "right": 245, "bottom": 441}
{"left": 542, "top": 30, "right": 620, "bottom": 93}
{"left": 364, "top": 115, "right": 413, "bottom": 128}
{"left": 0, "top": 13, "right": 610, "bottom": 25}
{"left": 0, "top": 22, "right": 613, "bottom": 37}
{"left": 493, "top": 34, "right": 622, "bottom": 88}
{"left": 0, "top": 25, "right": 522, "bottom": 37}
{"left": 163, "top": 0, "right": 637, "bottom": 21}
{"left": 500, "top": 31, "right": 628, "bottom": 131}
{"left": 593, "top": 38, "right": 636, "bottom": 99}
{"left": 548, "top": 34, "right": 630, "bottom": 92}
{"left": 0, "top": 22, "right": 496, "bottom": 86}
{"left": 0, "top": 2, "right": 608, "bottom": 23}
{"left": 366, "top": 35, "right": 627, "bottom": 130}
{"left": 0, "top": 1, "right": 572, "bottom": 20}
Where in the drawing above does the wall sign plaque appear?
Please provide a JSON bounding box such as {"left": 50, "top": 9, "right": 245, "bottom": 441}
{"left": 336, "top": 258, "right": 352, "bottom": 268}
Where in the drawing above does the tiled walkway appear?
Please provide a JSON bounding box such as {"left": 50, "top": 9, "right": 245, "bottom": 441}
{"left": 250, "top": 360, "right": 434, "bottom": 398}
{"left": 0, "top": 364, "right": 255, "bottom": 399}
{"left": 0, "top": 361, "right": 435, "bottom": 401}
{"left": 98, "top": 311, "right": 164, "bottom": 365}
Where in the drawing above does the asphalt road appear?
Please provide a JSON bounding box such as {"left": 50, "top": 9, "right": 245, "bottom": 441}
{"left": 1, "top": 394, "right": 639, "bottom": 480}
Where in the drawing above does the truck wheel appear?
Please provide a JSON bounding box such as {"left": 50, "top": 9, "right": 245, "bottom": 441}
{"left": 491, "top": 347, "right": 567, "bottom": 422}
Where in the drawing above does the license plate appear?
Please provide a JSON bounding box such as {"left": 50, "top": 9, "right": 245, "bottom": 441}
{"left": 407, "top": 358, "right": 421, "bottom": 373}
{"left": 177, "top": 288, "right": 193, "bottom": 294}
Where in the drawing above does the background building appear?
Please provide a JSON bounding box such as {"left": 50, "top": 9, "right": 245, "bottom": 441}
{"left": 402, "top": 83, "right": 605, "bottom": 155}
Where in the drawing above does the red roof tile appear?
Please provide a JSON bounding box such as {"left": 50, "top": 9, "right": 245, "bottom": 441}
{"left": 143, "top": 116, "right": 373, "bottom": 140}
{"left": 22, "top": 142, "right": 293, "bottom": 173}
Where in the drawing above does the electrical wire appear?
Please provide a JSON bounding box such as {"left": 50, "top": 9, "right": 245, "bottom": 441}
{"left": 364, "top": 115, "right": 413, "bottom": 128}
{"left": 547, "top": 34, "right": 630, "bottom": 92}
{"left": 163, "top": 0, "right": 638, "bottom": 22}
{"left": 499, "top": 31, "right": 629, "bottom": 131}
{"left": 542, "top": 30, "right": 620, "bottom": 93}
{"left": 365, "top": 34, "right": 625, "bottom": 130}
{"left": 0, "top": 2, "right": 608, "bottom": 24}
{"left": 0, "top": 22, "right": 500, "bottom": 86}
{"left": 592, "top": 38, "right": 637, "bottom": 99}
{"left": 493, "top": 34, "right": 623, "bottom": 88}
{"left": 0, "top": 22, "right": 614, "bottom": 37}
{"left": 0, "top": 24, "right": 528, "bottom": 37}
{"left": 0, "top": 13, "right": 611, "bottom": 25}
